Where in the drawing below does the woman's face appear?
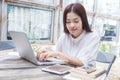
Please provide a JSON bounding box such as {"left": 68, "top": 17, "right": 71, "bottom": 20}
{"left": 66, "top": 12, "right": 83, "bottom": 38}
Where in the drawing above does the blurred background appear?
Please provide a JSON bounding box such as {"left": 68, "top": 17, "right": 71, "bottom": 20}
{"left": 0, "top": 0, "right": 120, "bottom": 57}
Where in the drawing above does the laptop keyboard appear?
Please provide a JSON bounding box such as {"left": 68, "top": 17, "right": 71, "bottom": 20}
{"left": 37, "top": 58, "right": 51, "bottom": 62}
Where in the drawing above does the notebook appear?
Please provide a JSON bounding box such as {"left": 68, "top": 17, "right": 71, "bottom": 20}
{"left": 64, "top": 67, "right": 106, "bottom": 80}
{"left": 9, "top": 31, "right": 66, "bottom": 66}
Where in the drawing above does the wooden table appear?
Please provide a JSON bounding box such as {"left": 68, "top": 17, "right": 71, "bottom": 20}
{"left": 0, "top": 51, "right": 120, "bottom": 80}
{"left": 0, "top": 52, "right": 66, "bottom": 80}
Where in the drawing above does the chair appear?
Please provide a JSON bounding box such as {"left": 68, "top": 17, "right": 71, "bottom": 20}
{"left": 96, "top": 51, "right": 116, "bottom": 80}
{"left": 0, "top": 40, "right": 15, "bottom": 50}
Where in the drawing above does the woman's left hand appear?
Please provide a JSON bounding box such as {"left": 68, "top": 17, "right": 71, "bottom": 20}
{"left": 37, "top": 49, "right": 58, "bottom": 61}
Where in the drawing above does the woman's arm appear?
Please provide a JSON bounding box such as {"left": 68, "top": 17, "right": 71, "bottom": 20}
{"left": 37, "top": 50, "right": 84, "bottom": 66}
{"left": 56, "top": 51, "right": 84, "bottom": 66}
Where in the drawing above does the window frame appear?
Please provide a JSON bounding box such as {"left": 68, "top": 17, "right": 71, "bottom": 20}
{"left": 0, "top": 1, "right": 2, "bottom": 40}
{"left": 7, "top": 3, "right": 55, "bottom": 42}
{"left": 1, "top": 0, "right": 60, "bottom": 44}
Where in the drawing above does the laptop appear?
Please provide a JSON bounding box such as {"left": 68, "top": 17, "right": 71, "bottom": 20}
{"left": 9, "top": 31, "right": 66, "bottom": 66}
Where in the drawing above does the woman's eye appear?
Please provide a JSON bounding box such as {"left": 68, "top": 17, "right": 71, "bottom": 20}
{"left": 66, "top": 22, "right": 70, "bottom": 23}
{"left": 74, "top": 21, "right": 79, "bottom": 23}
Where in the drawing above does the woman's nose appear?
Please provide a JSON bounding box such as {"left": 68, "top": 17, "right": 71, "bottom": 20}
{"left": 70, "top": 22, "right": 75, "bottom": 27}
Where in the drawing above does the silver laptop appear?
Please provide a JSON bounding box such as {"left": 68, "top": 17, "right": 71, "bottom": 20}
{"left": 9, "top": 31, "right": 66, "bottom": 66}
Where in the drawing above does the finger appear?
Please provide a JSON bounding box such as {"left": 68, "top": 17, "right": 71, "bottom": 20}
{"left": 39, "top": 53, "right": 47, "bottom": 61}
{"left": 37, "top": 49, "right": 47, "bottom": 58}
{"left": 37, "top": 52, "right": 41, "bottom": 59}
{"left": 41, "top": 52, "right": 49, "bottom": 61}
{"left": 37, "top": 49, "right": 47, "bottom": 54}
{"left": 44, "top": 51, "right": 56, "bottom": 60}
{"left": 44, "top": 53, "right": 52, "bottom": 60}
{"left": 39, "top": 53, "right": 44, "bottom": 60}
{"left": 42, "top": 53, "right": 48, "bottom": 61}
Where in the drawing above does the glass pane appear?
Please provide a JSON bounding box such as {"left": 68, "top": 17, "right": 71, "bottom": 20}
{"left": 97, "top": 0, "right": 120, "bottom": 16}
{"left": 93, "top": 18, "right": 118, "bottom": 42}
{"left": 7, "top": 5, "right": 54, "bottom": 41}
{"left": 82, "top": 0, "right": 94, "bottom": 12}
{"left": 87, "top": 15, "right": 94, "bottom": 27}
{"left": 63, "top": 0, "right": 77, "bottom": 8}
{"left": 63, "top": 0, "right": 94, "bottom": 12}
{"left": 32, "top": 0, "right": 54, "bottom": 4}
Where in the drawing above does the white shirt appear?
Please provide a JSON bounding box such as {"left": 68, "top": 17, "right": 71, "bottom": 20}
{"left": 55, "top": 31, "right": 100, "bottom": 67}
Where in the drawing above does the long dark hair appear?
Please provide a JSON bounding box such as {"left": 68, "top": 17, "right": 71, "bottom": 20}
{"left": 63, "top": 3, "right": 92, "bottom": 34}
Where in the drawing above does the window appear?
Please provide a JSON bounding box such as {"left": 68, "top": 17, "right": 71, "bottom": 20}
{"left": 93, "top": 18, "right": 118, "bottom": 42}
{"left": 32, "top": 0, "right": 54, "bottom": 4}
{"left": 0, "top": 1, "right": 1, "bottom": 40}
{"left": 82, "top": 0, "right": 95, "bottom": 12}
{"left": 63, "top": 0, "right": 77, "bottom": 8}
{"left": 97, "top": 0, "right": 120, "bottom": 16}
{"left": 89, "top": 0, "right": 120, "bottom": 42}
{"left": 103, "top": 24, "right": 117, "bottom": 41}
{"left": 87, "top": 15, "right": 94, "bottom": 27}
{"left": 63, "top": 0, "right": 95, "bottom": 11}
{"left": 7, "top": 4, "right": 54, "bottom": 42}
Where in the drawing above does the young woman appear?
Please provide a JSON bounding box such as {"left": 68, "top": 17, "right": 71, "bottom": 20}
{"left": 37, "top": 3, "right": 100, "bottom": 67}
